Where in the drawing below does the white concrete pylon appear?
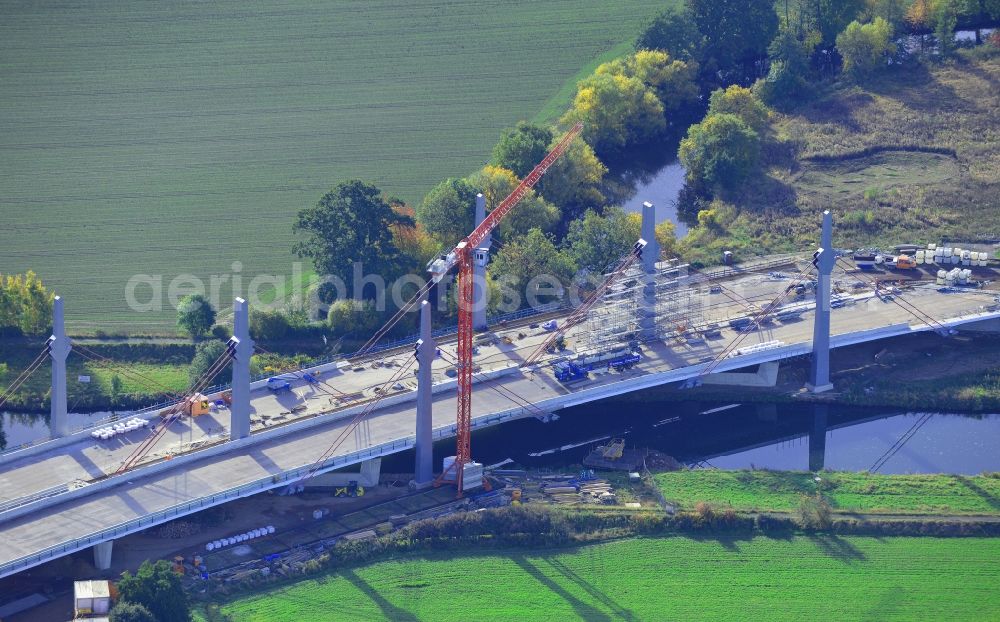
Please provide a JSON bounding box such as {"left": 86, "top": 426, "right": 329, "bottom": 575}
{"left": 413, "top": 300, "right": 435, "bottom": 487}
{"left": 808, "top": 210, "right": 835, "bottom": 393}
{"left": 49, "top": 296, "right": 71, "bottom": 438}
{"left": 472, "top": 193, "right": 490, "bottom": 331}
{"left": 229, "top": 297, "right": 254, "bottom": 439}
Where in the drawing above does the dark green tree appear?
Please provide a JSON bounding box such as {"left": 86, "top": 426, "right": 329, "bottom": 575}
{"left": 416, "top": 177, "right": 478, "bottom": 246}
{"left": 116, "top": 560, "right": 191, "bottom": 622}
{"left": 189, "top": 341, "right": 230, "bottom": 386}
{"left": 249, "top": 308, "right": 291, "bottom": 342}
{"left": 687, "top": 0, "right": 779, "bottom": 70}
{"left": 109, "top": 601, "right": 156, "bottom": 622}
{"left": 635, "top": 6, "right": 706, "bottom": 63}
{"left": 679, "top": 113, "right": 761, "bottom": 191}
{"left": 176, "top": 294, "right": 216, "bottom": 338}
{"left": 810, "top": 0, "right": 868, "bottom": 46}
{"left": 488, "top": 229, "right": 577, "bottom": 306}
{"left": 935, "top": 2, "right": 959, "bottom": 58}
{"left": 755, "top": 28, "right": 814, "bottom": 107}
{"left": 294, "top": 180, "right": 413, "bottom": 298}
{"left": 563, "top": 208, "right": 642, "bottom": 274}
{"left": 490, "top": 123, "right": 554, "bottom": 178}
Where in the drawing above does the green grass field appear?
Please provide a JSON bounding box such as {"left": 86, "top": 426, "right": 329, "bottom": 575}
{"left": 655, "top": 470, "right": 1000, "bottom": 515}
{"left": 0, "top": 1, "right": 668, "bottom": 333}
{"left": 200, "top": 536, "right": 1000, "bottom": 621}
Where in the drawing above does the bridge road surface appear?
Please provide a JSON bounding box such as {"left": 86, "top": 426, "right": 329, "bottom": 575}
{"left": 0, "top": 267, "right": 813, "bottom": 500}
{"left": 2, "top": 269, "right": 999, "bottom": 575}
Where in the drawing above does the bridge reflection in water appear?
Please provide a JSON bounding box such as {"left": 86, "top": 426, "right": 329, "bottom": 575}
{"left": 424, "top": 400, "right": 1000, "bottom": 476}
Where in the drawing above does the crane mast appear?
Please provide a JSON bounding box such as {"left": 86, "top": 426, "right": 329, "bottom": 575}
{"left": 429, "top": 122, "right": 583, "bottom": 493}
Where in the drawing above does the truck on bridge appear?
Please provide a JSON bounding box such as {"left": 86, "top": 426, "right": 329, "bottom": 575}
{"left": 554, "top": 350, "right": 641, "bottom": 383}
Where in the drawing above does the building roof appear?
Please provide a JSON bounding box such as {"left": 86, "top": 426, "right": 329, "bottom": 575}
{"left": 73, "top": 579, "right": 111, "bottom": 600}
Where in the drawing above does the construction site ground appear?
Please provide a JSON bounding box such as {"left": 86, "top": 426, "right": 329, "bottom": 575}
{"left": 1, "top": 477, "right": 462, "bottom": 622}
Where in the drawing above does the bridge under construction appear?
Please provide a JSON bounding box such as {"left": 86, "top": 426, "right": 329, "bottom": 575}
{"left": 2, "top": 140, "right": 1000, "bottom": 578}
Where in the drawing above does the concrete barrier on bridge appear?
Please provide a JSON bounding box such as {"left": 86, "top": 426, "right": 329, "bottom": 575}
{"left": 0, "top": 363, "right": 525, "bottom": 524}
{"left": 0, "top": 395, "right": 535, "bottom": 579}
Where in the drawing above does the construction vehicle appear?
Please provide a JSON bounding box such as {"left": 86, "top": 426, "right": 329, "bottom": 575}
{"left": 894, "top": 254, "right": 917, "bottom": 270}
{"left": 553, "top": 350, "right": 641, "bottom": 383}
{"left": 701, "top": 323, "right": 722, "bottom": 338}
{"left": 333, "top": 480, "right": 365, "bottom": 498}
{"left": 266, "top": 377, "right": 292, "bottom": 393}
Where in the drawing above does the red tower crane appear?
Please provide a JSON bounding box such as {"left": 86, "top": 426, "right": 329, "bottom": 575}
{"left": 428, "top": 122, "right": 583, "bottom": 493}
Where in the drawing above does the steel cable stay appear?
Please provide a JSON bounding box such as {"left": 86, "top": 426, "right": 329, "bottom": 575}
{"left": 251, "top": 343, "right": 348, "bottom": 398}
{"left": 113, "top": 348, "right": 233, "bottom": 474}
{"left": 698, "top": 262, "right": 819, "bottom": 378}
{"left": 834, "top": 257, "right": 949, "bottom": 333}
{"left": 293, "top": 355, "right": 418, "bottom": 486}
{"left": 436, "top": 349, "right": 548, "bottom": 420}
{"left": 0, "top": 345, "right": 50, "bottom": 410}
{"left": 352, "top": 280, "right": 435, "bottom": 359}
{"left": 72, "top": 344, "right": 185, "bottom": 402}
{"left": 522, "top": 240, "right": 646, "bottom": 368}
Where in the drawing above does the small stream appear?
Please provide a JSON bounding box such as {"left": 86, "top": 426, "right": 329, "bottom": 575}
{"left": 606, "top": 138, "right": 690, "bottom": 238}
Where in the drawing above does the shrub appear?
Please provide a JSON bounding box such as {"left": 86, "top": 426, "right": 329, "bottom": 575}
{"left": 707, "top": 86, "right": 769, "bottom": 133}
{"left": 210, "top": 324, "right": 231, "bottom": 341}
{"left": 836, "top": 18, "right": 896, "bottom": 80}
{"left": 189, "top": 341, "right": 230, "bottom": 386}
{"left": 249, "top": 309, "right": 291, "bottom": 342}
{"left": 327, "top": 300, "right": 380, "bottom": 337}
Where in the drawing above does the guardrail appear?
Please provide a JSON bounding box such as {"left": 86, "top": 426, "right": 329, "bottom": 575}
{"left": 0, "top": 483, "right": 69, "bottom": 514}
{"left": 0, "top": 400, "right": 534, "bottom": 579}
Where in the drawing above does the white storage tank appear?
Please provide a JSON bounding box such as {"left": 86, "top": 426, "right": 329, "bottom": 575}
{"left": 943, "top": 247, "right": 953, "bottom": 257}
{"left": 936, "top": 270, "right": 947, "bottom": 285}
{"left": 927, "top": 243, "right": 937, "bottom": 251}
{"left": 951, "top": 254, "right": 960, "bottom": 264}
{"left": 915, "top": 250, "right": 925, "bottom": 264}
{"left": 961, "top": 250, "right": 971, "bottom": 265}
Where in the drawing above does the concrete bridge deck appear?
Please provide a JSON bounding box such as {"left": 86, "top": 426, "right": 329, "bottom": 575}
{"left": 1, "top": 262, "right": 999, "bottom": 577}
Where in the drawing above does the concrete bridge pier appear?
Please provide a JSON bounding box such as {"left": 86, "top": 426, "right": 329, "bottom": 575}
{"left": 93, "top": 539, "right": 113, "bottom": 571}
{"left": 808, "top": 404, "right": 829, "bottom": 472}
{"left": 49, "top": 295, "right": 72, "bottom": 438}
{"left": 307, "top": 458, "right": 382, "bottom": 488}
{"left": 472, "top": 193, "right": 490, "bottom": 331}
{"left": 412, "top": 300, "right": 435, "bottom": 488}
{"left": 808, "top": 210, "right": 835, "bottom": 393}
{"left": 639, "top": 201, "right": 660, "bottom": 341}
{"left": 229, "top": 297, "right": 254, "bottom": 440}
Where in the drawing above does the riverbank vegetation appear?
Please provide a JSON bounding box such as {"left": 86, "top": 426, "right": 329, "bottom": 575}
{"left": 655, "top": 470, "right": 1000, "bottom": 515}
{"left": 196, "top": 535, "right": 999, "bottom": 622}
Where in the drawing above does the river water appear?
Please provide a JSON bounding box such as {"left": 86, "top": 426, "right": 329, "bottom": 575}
{"left": 399, "top": 400, "right": 1000, "bottom": 476}
{"left": 4, "top": 401, "right": 998, "bottom": 474}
